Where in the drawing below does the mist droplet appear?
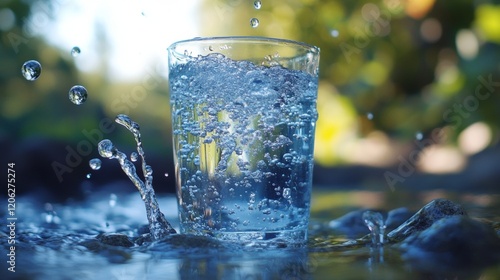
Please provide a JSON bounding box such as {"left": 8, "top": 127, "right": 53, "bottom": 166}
{"left": 89, "top": 158, "right": 102, "bottom": 170}
{"left": 71, "top": 46, "right": 81, "bottom": 57}
{"left": 130, "top": 152, "right": 138, "bottom": 162}
{"left": 68, "top": 85, "right": 88, "bottom": 105}
{"left": 415, "top": 131, "right": 423, "bottom": 140}
{"left": 366, "top": 112, "right": 374, "bottom": 120}
{"left": 250, "top": 18, "right": 259, "bottom": 28}
{"left": 330, "top": 29, "right": 339, "bottom": 37}
{"left": 254, "top": 0, "right": 262, "bottom": 9}
{"left": 21, "top": 60, "right": 42, "bottom": 81}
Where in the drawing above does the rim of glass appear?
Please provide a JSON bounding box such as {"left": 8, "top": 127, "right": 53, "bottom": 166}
{"left": 167, "top": 36, "right": 320, "bottom": 56}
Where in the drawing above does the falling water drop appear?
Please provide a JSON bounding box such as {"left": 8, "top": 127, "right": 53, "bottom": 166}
{"left": 109, "top": 193, "right": 118, "bottom": 208}
{"left": 254, "top": 0, "right": 262, "bottom": 9}
{"left": 164, "top": 173, "right": 169, "bottom": 177}
{"left": 415, "top": 131, "right": 423, "bottom": 140}
{"left": 21, "top": 60, "right": 42, "bottom": 81}
{"left": 89, "top": 158, "right": 102, "bottom": 170}
{"left": 366, "top": 112, "right": 374, "bottom": 120}
{"left": 362, "top": 210, "right": 386, "bottom": 246}
{"left": 71, "top": 46, "right": 81, "bottom": 57}
{"left": 250, "top": 18, "right": 259, "bottom": 28}
{"left": 68, "top": 85, "right": 88, "bottom": 105}
{"left": 86, "top": 173, "right": 91, "bottom": 179}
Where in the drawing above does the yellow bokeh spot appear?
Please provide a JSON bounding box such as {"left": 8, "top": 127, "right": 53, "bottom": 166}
{"left": 359, "top": 61, "right": 389, "bottom": 86}
{"left": 314, "top": 81, "right": 358, "bottom": 166}
{"left": 475, "top": 4, "right": 500, "bottom": 44}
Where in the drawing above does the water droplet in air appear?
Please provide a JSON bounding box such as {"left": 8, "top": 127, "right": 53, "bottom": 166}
{"left": 366, "top": 112, "right": 374, "bottom": 120}
{"left": 130, "top": 152, "right": 138, "bottom": 162}
{"left": 98, "top": 139, "right": 116, "bottom": 158}
{"left": 21, "top": 60, "right": 42, "bottom": 81}
{"left": 415, "top": 131, "right": 423, "bottom": 140}
{"left": 68, "top": 85, "right": 88, "bottom": 105}
{"left": 71, "top": 46, "right": 81, "bottom": 57}
{"left": 164, "top": 173, "right": 169, "bottom": 177}
{"left": 250, "top": 18, "right": 259, "bottom": 28}
{"left": 86, "top": 173, "right": 91, "bottom": 179}
{"left": 89, "top": 158, "right": 102, "bottom": 170}
{"left": 330, "top": 29, "right": 339, "bottom": 37}
{"left": 254, "top": 0, "right": 262, "bottom": 9}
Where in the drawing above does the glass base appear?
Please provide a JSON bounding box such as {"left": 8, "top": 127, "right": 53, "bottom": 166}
{"left": 212, "top": 228, "right": 308, "bottom": 247}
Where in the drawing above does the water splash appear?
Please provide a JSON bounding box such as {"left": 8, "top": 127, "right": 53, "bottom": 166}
{"left": 130, "top": 152, "right": 138, "bottom": 162}
{"left": 21, "top": 60, "right": 42, "bottom": 81}
{"left": 98, "top": 114, "right": 176, "bottom": 240}
{"left": 250, "top": 17, "right": 259, "bottom": 28}
{"left": 362, "top": 210, "right": 386, "bottom": 246}
{"left": 68, "top": 85, "right": 88, "bottom": 105}
{"left": 71, "top": 46, "right": 81, "bottom": 57}
{"left": 89, "top": 158, "right": 101, "bottom": 170}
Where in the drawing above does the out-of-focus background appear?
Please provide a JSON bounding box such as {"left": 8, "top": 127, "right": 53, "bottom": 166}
{"left": 1, "top": 0, "right": 500, "bottom": 202}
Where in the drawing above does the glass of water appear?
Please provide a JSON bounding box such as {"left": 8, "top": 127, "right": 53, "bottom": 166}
{"left": 167, "top": 37, "right": 319, "bottom": 245}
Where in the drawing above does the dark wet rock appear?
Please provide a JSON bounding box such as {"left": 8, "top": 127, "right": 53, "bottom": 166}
{"left": 328, "top": 208, "right": 385, "bottom": 238}
{"left": 96, "top": 233, "right": 134, "bottom": 247}
{"left": 400, "top": 216, "right": 500, "bottom": 270}
{"left": 387, "top": 199, "right": 467, "bottom": 243}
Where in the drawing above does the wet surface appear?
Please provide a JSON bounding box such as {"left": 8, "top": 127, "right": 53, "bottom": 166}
{"left": 2, "top": 188, "right": 499, "bottom": 280}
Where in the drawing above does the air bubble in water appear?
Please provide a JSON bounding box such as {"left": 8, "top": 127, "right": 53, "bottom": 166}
{"left": 109, "top": 193, "right": 117, "bottom": 208}
{"left": 250, "top": 18, "right": 259, "bottom": 28}
{"left": 130, "top": 152, "right": 138, "bottom": 162}
{"left": 68, "top": 85, "right": 88, "bottom": 105}
{"left": 254, "top": 0, "right": 262, "bottom": 9}
{"left": 89, "top": 158, "right": 102, "bottom": 170}
{"left": 21, "top": 60, "right": 42, "bottom": 81}
{"left": 71, "top": 46, "right": 81, "bottom": 57}
{"left": 283, "top": 188, "right": 291, "bottom": 200}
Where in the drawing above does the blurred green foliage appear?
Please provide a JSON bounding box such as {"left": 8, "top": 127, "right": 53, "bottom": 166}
{"left": 2, "top": 0, "right": 500, "bottom": 168}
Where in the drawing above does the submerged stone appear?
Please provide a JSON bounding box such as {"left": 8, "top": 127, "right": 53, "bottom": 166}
{"left": 400, "top": 216, "right": 500, "bottom": 269}
{"left": 387, "top": 199, "right": 467, "bottom": 243}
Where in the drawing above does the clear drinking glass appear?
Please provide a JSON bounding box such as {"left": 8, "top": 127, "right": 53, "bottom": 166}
{"left": 167, "top": 37, "right": 320, "bottom": 245}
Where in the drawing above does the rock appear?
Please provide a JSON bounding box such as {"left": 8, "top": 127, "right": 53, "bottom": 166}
{"left": 387, "top": 199, "right": 467, "bottom": 243}
{"left": 385, "top": 207, "right": 413, "bottom": 232}
{"left": 96, "top": 233, "right": 134, "bottom": 247}
{"left": 399, "top": 216, "right": 500, "bottom": 270}
{"left": 328, "top": 208, "right": 385, "bottom": 238}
